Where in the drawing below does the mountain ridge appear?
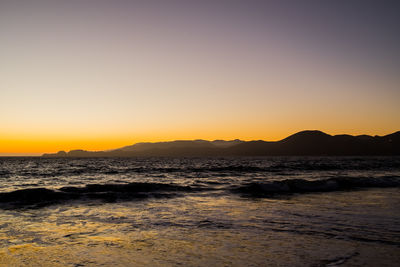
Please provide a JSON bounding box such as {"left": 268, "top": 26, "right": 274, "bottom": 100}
{"left": 42, "top": 130, "right": 400, "bottom": 157}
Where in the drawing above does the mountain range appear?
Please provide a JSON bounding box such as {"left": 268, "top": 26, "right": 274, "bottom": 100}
{"left": 42, "top": 130, "right": 400, "bottom": 157}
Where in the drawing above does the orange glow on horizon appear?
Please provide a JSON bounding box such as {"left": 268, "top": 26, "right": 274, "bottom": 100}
{"left": 1, "top": 125, "right": 399, "bottom": 155}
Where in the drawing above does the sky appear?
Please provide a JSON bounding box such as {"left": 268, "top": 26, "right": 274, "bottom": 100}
{"left": 1, "top": 0, "right": 399, "bottom": 155}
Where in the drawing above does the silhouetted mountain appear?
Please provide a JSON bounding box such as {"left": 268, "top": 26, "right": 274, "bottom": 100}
{"left": 117, "top": 139, "right": 243, "bottom": 152}
{"left": 117, "top": 140, "right": 215, "bottom": 152}
{"left": 211, "top": 139, "right": 243, "bottom": 148}
{"left": 42, "top": 130, "right": 400, "bottom": 157}
{"left": 382, "top": 131, "right": 400, "bottom": 143}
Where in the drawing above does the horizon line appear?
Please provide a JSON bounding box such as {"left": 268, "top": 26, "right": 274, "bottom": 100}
{"left": 2, "top": 129, "right": 399, "bottom": 156}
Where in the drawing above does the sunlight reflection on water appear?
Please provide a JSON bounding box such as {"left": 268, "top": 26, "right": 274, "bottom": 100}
{"left": 0, "top": 188, "right": 399, "bottom": 266}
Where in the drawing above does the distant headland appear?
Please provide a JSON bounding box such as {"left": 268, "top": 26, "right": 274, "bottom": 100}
{"left": 42, "top": 130, "right": 400, "bottom": 157}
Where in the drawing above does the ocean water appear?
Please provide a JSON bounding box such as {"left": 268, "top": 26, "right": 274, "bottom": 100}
{"left": 0, "top": 156, "right": 399, "bottom": 266}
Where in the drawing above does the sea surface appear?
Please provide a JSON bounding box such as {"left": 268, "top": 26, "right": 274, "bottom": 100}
{"left": 0, "top": 156, "right": 399, "bottom": 266}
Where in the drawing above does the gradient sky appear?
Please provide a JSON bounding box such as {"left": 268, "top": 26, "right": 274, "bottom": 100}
{"left": 1, "top": 0, "right": 399, "bottom": 155}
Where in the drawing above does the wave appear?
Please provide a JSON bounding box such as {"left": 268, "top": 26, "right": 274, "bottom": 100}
{"left": 4, "top": 162, "right": 399, "bottom": 179}
{"left": 1, "top": 176, "right": 399, "bottom": 208}
{"left": 0, "top": 182, "right": 199, "bottom": 208}
{"left": 232, "top": 176, "right": 400, "bottom": 196}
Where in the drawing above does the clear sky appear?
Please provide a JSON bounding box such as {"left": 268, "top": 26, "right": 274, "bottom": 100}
{"left": 1, "top": 0, "right": 399, "bottom": 155}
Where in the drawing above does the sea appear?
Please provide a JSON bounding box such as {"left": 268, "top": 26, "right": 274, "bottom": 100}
{"left": 0, "top": 156, "right": 399, "bottom": 266}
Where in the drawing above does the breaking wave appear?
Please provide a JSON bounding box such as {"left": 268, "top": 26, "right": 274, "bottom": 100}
{"left": 1, "top": 176, "right": 400, "bottom": 208}
{"left": 0, "top": 182, "right": 199, "bottom": 208}
{"left": 232, "top": 176, "right": 400, "bottom": 196}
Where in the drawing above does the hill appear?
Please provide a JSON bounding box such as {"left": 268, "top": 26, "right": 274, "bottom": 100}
{"left": 42, "top": 130, "right": 400, "bottom": 157}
